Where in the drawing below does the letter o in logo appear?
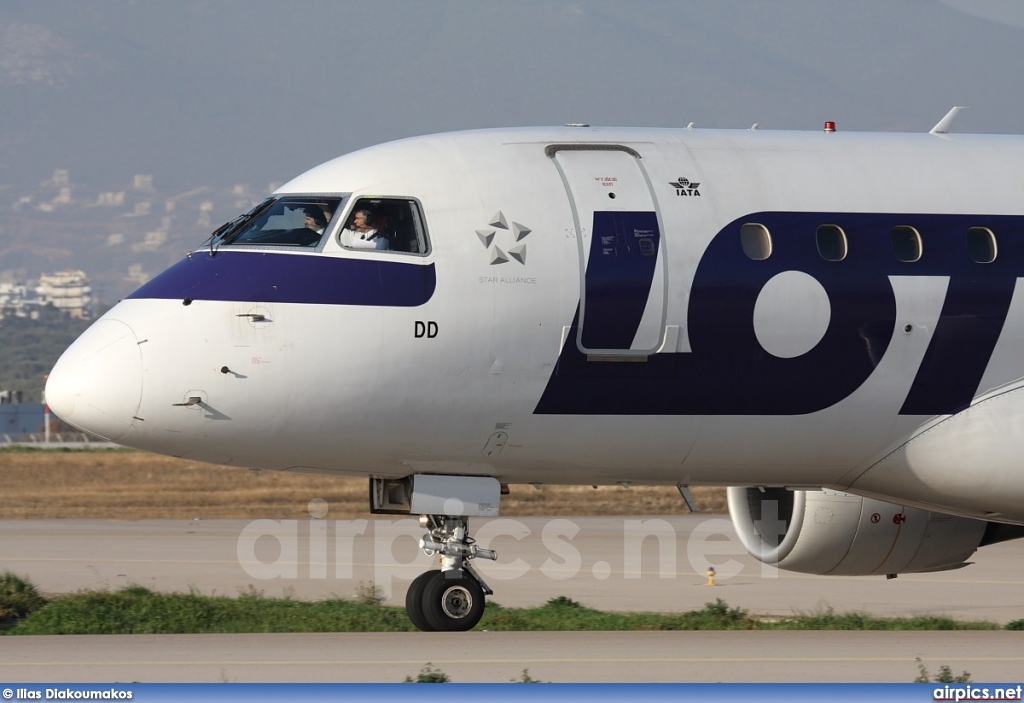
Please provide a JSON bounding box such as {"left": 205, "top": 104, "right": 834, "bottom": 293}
{"left": 753, "top": 271, "right": 832, "bottom": 358}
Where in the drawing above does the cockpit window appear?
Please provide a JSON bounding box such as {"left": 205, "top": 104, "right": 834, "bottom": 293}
{"left": 339, "top": 197, "right": 430, "bottom": 255}
{"left": 217, "top": 196, "right": 343, "bottom": 247}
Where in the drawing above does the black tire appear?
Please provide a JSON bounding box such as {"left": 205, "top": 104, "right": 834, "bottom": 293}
{"left": 405, "top": 571, "right": 439, "bottom": 632}
{"left": 422, "top": 570, "right": 485, "bottom": 632}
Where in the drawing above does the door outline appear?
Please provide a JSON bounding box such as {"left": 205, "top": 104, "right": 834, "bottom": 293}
{"left": 547, "top": 144, "right": 669, "bottom": 357}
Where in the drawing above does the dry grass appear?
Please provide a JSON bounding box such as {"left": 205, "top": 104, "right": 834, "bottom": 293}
{"left": 0, "top": 450, "right": 726, "bottom": 519}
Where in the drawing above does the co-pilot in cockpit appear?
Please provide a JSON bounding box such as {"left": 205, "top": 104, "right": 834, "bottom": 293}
{"left": 213, "top": 196, "right": 342, "bottom": 247}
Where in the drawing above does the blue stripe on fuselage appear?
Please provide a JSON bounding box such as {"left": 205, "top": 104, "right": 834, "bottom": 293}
{"left": 127, "top": 250, "right": 436, "bottom": 307}
{"left": 536, "top": 211, "right": 1024, "bottom": 417}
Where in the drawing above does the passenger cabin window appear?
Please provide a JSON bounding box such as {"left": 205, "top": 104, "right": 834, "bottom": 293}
{"left": 339, "top": 197, "right": 430, "bottom": 255}
{"left": 217, "top": 196, "right": 342, "bottom": 247}
{"left": 816, "top": 224, "right": 847, "bottom": 262}
{"left": 966, "top": 227, "right": 997, "bottom": 264}
{"left": 740, "top": 223, "right": 772, "bottom": 260}
{"left": 891, "top": 226, "right": 922, "bottom": 262}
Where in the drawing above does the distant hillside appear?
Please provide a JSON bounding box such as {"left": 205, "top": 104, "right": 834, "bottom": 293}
{"left": 2, "top": 0, "right": 1023, "bottom": 193}
{"left": 0, "top": 306, "right": 94, "bottom": 403}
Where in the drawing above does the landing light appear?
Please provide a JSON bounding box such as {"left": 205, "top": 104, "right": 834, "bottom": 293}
{"left": 824, "top": 121, "right": 837, "bottom": 132}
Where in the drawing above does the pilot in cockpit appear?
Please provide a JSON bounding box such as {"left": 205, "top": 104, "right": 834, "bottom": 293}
{"left": 303, "top": 205, "right": 329, "bottom": 235}
{"left": 340, "top": 209, "right": 390, "bottom": 250}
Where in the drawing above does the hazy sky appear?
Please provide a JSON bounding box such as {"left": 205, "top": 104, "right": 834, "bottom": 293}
{"left": 2, "top": 0, "right": 1023, "bottom": 190}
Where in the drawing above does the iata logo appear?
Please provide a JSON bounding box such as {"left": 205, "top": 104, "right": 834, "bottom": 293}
{"left": 475, "top": 210, "right": 531, "bottom": 266}
{"left": 670, "top": 177, "right": 701, "bottom": 196}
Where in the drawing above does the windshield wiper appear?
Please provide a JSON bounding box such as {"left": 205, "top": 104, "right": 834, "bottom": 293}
{"left": 205, "top": 197, "right": 275, "bottom": 257}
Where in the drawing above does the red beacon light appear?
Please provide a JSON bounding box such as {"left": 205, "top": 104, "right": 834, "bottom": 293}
{"left": 824, "top": 121, "right": 837, "bottom": 133}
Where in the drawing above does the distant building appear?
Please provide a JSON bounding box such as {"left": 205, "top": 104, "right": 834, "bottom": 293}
{"left": 132, "top": 230, "right": 167, "bottom": 253}
{"left": 0, "top": 281, "right": 40, "bottom": 320}
{"left": 125, "top": 264, "right": 150, "bottom": 287}
{"left": 0, "top": 390, "right": 25, "bottom": 404}
{"left": 97, "top": 191, "right": 126, "bottom": 206}
{"left": 198, "top": 201, "right": 213, "bottom": 227}
{"left": 35, "top": 270, "right": 92, "bottom": 319}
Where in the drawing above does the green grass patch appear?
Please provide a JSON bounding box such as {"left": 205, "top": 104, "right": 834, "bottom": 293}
{"left": 764, "top": 607, "right": 997, "bottom": 631}
{"left": 7, "top": 585, "right": 413, "bottom": 635}
{"left": 0, "top": 572, "right": 48, "bottom": 623}
{"left": 404, "top": 664, "right": 451, "bottom": 683}
{"left": 1, "top": 573, "right": 1008, "bottom": 635}
{"left": 479, "top": 595, "right": 756, "bottom": 631}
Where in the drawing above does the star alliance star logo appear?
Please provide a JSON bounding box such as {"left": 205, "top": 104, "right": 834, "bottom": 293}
{"left": 475, "top": 210, "right": 531, "bottom": 265}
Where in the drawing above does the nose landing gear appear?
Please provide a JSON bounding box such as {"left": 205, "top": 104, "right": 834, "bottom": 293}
{"left": 407, "top": 515, "right": 497, "bottom": 631}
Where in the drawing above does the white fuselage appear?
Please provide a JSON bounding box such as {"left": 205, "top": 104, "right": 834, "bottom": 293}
{"left": 46, "top": 125, "right": 1024, "bottom": 523}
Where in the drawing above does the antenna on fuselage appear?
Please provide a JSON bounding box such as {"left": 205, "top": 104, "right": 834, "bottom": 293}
{"left": 930, "top": 106, "right": 969, "bottom": 135}
{"left": 677, "top": 485, "right": 701, "bottom": 513}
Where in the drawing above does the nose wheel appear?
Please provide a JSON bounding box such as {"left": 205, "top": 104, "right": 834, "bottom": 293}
{"left": 406, "top": 515, "right": 495, "bottom": 631}
{"left": 407, "top": 570, "right": 486, "bottom": 631}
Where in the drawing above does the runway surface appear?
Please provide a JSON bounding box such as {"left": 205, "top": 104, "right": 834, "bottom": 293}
{"left": 1, "top": 516, "right": 1023, "bottom": 682}
{"left": 3, "top": 631, "right": 1023, "bottom": 683}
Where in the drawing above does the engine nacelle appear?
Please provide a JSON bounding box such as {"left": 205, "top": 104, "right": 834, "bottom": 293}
{"left": 726, "top": 487, "right": 993, "bottom": 576}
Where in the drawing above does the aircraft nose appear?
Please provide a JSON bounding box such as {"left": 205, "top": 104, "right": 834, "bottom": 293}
{"left": 44, "top": 319, "right": 143, "bottom": 442}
